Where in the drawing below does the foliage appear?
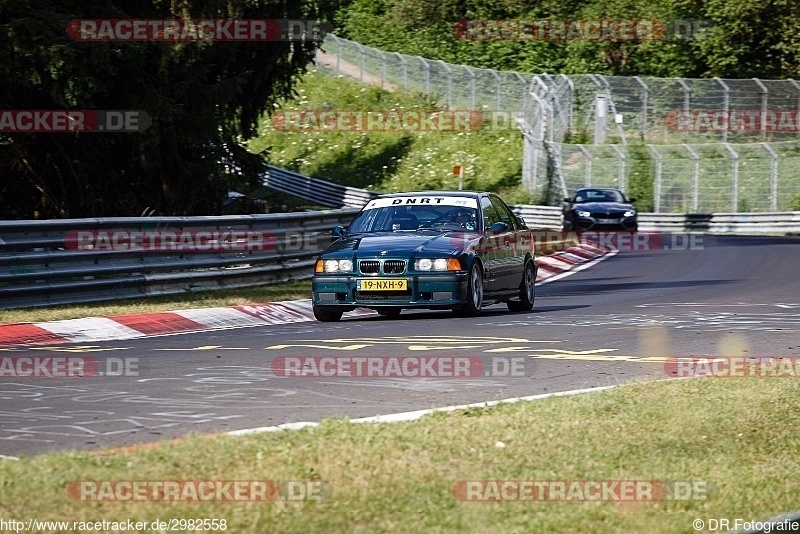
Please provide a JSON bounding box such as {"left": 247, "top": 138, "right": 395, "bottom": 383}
{"left": 0, "top": 0, "right": 341, "bottom": 218}
{"left": 335, "top": 0, "right": 800, "bottom": 78}
{"left": 249, "top": 70, "right": 530, "bottom": 202}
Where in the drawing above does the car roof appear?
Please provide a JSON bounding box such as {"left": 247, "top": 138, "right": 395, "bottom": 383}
{"left": 575, "top": 187, "right": 623, "bottom": 192}
{"left": 377, "top": 190, "right": 487, "bottom": 198}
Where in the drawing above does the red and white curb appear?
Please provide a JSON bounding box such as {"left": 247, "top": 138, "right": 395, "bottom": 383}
{"left": 0, "top": 243, "right": 613, "bottom": 347}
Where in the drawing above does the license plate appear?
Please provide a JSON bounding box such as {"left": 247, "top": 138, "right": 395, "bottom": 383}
{"left": 357, "top": 279, "right": 408, "bottom": 291}
{"left": 597, "top": 218, "right": 618, "bottom": 224}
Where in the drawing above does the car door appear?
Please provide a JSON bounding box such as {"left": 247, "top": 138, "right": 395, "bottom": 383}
{"left": 489, "top": 195, "right": 525, "bottom": 290}
{"left": 479, "top": 196, "right": 503, "bottom": 292}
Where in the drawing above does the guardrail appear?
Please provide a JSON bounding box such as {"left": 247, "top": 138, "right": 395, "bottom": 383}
{"left": 0, "top": 209, "right": 358, "bottom": 309}
{"left": 3, "top": 164, "right": 799, "bottom": 311}
{"left": 262, "top": 164, "right": 378, "bottom": 208}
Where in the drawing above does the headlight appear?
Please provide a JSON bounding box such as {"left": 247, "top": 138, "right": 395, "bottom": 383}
{"left": 415, "top": 258, "right": 462, "bottom": 271}
{"left": 624, "top": 210, "right": 636, "bottom": 217}
{"left": 416, "top": 258, "right": 433, "bottom": 271}
{"left": 577, "top": 210, "right": 591, "bottom": 218}
{"left": 316, "top": 259, "right": 353, "bottom": 273}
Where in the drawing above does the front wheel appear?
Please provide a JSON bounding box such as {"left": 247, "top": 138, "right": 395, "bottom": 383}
{"left": 508, "top": 261, "right": 535, "bottom": 312}
{"left": 454, "top": 262, "right": 483, "bottom": 317}
{"left": 313, "top": 305, "right": 343, "bottom": 322}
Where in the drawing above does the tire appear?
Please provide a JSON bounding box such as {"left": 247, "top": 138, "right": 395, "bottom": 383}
{"left": 508, "top": 261, "right": 535, "bottom": 312}
{"left": 313, "top": 305, "right": 343, "bottom": 322}
{"left": 377, "top": 307, "right": 402, "bottom": 318}
{"left": 454, "top": 262, "right": 483, "bottom": 317}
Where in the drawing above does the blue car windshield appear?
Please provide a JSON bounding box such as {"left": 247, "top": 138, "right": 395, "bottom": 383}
{"left": 574, "top": 189, "right": 625, "bottom": 203}
{"left": 348, "top": 197, "right": 480, "bottom": 233}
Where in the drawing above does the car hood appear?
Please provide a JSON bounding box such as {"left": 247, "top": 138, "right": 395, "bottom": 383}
{"left": 323, "top": 231, "right": 477, "bottom": 257}
{"left": 571, "top": 202, "right": 634, "bottom": 212}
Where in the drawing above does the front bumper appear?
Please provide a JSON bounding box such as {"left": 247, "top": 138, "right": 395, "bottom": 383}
{"left": 312, "top": 272, "right": 469, "bottom": 309}
{"left": 571, "top": 216, "right": 637, "bottom": 230}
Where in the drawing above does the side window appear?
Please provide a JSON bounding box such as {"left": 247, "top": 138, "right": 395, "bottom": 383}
{"left": 480, "top": 197, "right": 500, "bottom": 230}
{"left": 489, "top": 196, "right": 516, "bottom": 230}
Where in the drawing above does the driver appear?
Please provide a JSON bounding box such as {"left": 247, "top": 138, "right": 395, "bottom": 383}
{"left": 450, "top": 208, "right": 476, "bottom": 229}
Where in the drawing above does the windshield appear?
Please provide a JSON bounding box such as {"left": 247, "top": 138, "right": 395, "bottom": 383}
{"left": 574, "top": 189, "right": 625, "bottom": 203}
{"left": 348, "top": 196, "right": 480, "bottom": 233}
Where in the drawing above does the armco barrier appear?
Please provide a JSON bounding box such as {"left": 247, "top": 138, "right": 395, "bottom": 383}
{"left": 0, "top": 209, "right": 358, "bottom": 309}
{"left": 262, "top": 164, "right": 379, "bottom": 208}
{"left": 1, "top": 201, "right": 797, "bottom": 310}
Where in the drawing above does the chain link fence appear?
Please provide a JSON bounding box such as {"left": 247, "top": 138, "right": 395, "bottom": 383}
{"left": 315, "top": 35, "right": 800, "bottom": 212}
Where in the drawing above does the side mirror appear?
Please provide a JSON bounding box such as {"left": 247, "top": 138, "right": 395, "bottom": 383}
{"left": 332, "top": 225, "right": 345, "bottom": 237}
{"left": 489, "top": 221, "right": 509, "bottom": 234}
{"left": 628, "top": 197, "right": 637, "bottom": 203}
{"left": 515, "top": 215, "right": 526, "bottom": 227}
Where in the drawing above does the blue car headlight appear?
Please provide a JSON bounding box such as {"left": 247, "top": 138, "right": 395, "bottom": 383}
{"left": 577, "top": 210, "right": 591, "bottom": 218}
{"left": 624, "top": 210, "right": 636, "bottom": 217}
{"left": 414, "top": 258, "right": 461, "bottom": 271}
{"left": 315, "top": 258, "right": 353, "bottom": 273}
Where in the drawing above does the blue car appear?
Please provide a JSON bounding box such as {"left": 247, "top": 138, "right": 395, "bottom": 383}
{"left": 311, "top": 191, "right": 537, "bottom": 321}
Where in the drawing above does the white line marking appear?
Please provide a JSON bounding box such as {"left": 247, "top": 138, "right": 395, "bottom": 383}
{"left": 226, "top": 384, "right": 618, "bottom": 436}
{"left": 0, "top": 454, "right": 19, "bottom": 461}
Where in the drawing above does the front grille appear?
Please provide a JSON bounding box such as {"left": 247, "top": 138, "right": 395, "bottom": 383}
{"left": 383, "top": 260, "right": 406, "bottom": 274}
{"left": 591, "top": 212, "right": 623, "bottom": 219}
{"left": 359, "top": 260, "right": 380, "bottom": 274}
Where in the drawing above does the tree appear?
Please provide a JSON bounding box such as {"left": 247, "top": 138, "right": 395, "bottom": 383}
{"left": 0, "top": 0, "right": 343, "bottom": 218}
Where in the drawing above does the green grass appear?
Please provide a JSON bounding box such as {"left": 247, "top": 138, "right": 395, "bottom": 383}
{"left": 247, "top": 69, "right": 534, "bottom": 204}
{"left": 0, "top": 280, "right": 312, "bottom": 325}
{"left": 2, "top": 378, "right": 799, "bottom": 533}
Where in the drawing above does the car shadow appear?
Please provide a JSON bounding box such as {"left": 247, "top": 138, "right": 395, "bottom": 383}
{"left": 354, "top": 304, "right": 590, "bottom": 321}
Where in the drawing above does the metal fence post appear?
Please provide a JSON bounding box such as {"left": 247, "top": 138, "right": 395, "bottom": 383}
{"left": 763, "top": 142, "right": 778, "bottom": 211}
{"left": 514, "top": 73, "right": 527, "bottom": 110}
{"left": 723, "top": 143, "right": 739, "bottom": 212}
{"left": 465, "top": 66, "right": 476, "bottom": 110}
{"left": 417, "top": 56, "right": 430, "bottom": 94}
{"left": 683, "top": 144, "right": 700, "bottom": 211}
{"left": 633, "top": 76, "right": 649, "bottom": 139}
{"left": 611, "top": 145, "right": 627, "bottom": 192}
{"left": 333, "top": 35, "right": 341, "bottom": 75}
{"left": 753, "top": 78, "right": 768, "bottom": 142}
{"left": 491, "top": 70, "right": 501, "bottom": 112}
{"left": 677, "top": 78, "right": 691, "bottom": 119}
{"left": 578, "top": 145, "right": 592, "bottom": 187}
{"left": 393, "top": 52, "right": 407, "bottom": 90}
{"left": 648, "top": 145, "right": 663, "bottom": 212}
{"left": 716, "top": 77, "right": 730, "bottom": 143}
{"left": 788, "top": 79, "right": 800, "bottom": 138}
{"left": 376, "top": 50, "right": 387, "bottom": 88}
{"left": 355, "top": 42, "right": 365, "bottom": 82}
{"left": 437, "top": 60, "right": 452, "bottom": 109}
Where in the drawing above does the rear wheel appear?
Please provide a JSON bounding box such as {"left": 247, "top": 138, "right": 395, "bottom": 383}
{"left": 508, "top": 261, "right": 535, "bottom": 312}
{"left": 377, "top": 307, "right": 402, "bottom": 318}
{"left": 454, "top": 262, "right": 483, "bottom": 317}
{"left": 313, "top": 305, "right": 343, "bottom": 322}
